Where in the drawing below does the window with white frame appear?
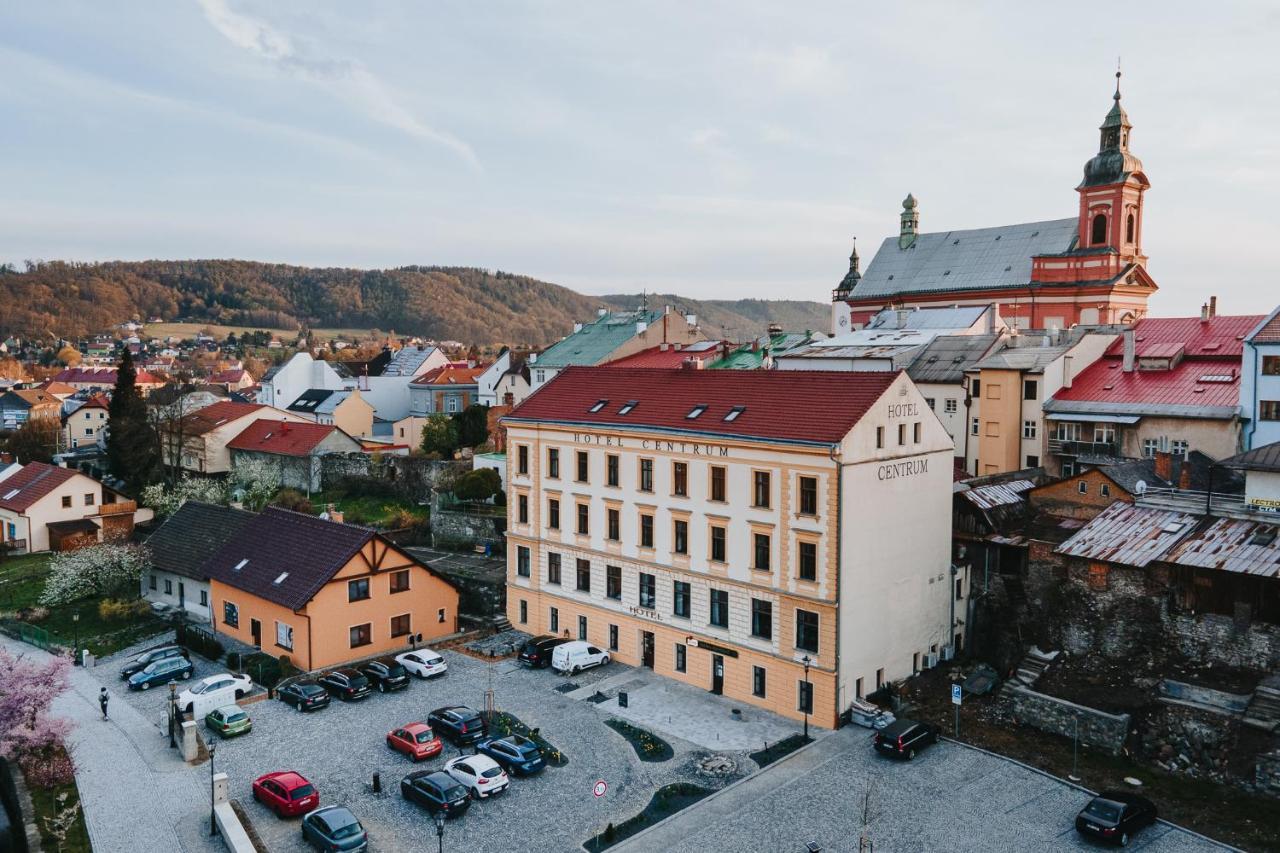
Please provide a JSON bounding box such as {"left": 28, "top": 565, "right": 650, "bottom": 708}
{"left": 1171, "top": 439, "right": 1188, "bottom": 456}
{"left": 970, "top": 417, "right": 979, "bottom": 436}
{"left": 276, "top": 621, "right": 293, "bottom": 650}
{"left": 1022, "top": 420, "right": 1037, "bottom": 439}
{"left": 944, "top": 399, "right": 958, "bottom": 413}
{"left": 1142, "top": 438, "right": 1160, "bottom": 458}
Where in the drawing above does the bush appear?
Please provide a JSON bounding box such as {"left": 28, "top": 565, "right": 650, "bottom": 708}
{"left": 271, "top": 489, "right": 313, "bottom": 514}
{"left": 15, "top": 605, "right": 50, "bottom": 623}
{"left": 332, "top": 476, "right": 399, "bottom": 500}
{"left": 453, "top": 467, "right": 502, "bottom": 502}
{"left": 97, "top": 598, "right": 150, "bottom": 622}
{"left": 19, "top": 744, "right": 75, "bottom": 789}
{"left": 176, "top": 624, "right": 225, "bottom": 661}
{"left": 225, "top": 651, "right": 241, "bottom": 670}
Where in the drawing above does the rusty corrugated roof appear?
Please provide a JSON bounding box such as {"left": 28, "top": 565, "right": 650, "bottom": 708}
{"left": 1056, "top": 501, "right": 1200, "bottom": 568}
{"left": 1163, "top": 517, "right": 1280, "bottom": 577}
{"left": 961, "top": 479, "right": 1035, "bottom": 510}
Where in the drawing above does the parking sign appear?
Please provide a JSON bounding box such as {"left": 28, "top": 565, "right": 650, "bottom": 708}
{"left": 951, "top": 684, "right": 962, "bottom": 705}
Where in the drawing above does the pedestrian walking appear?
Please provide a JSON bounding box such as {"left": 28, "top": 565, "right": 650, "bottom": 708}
{"left": 99, "top": 687, "right": 109, "bottom": 720}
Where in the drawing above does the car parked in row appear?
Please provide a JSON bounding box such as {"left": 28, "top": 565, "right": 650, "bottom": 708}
{"left": 476, "top": 735, "right": 546, "bottom": 776}
{"left": 427, "top": 706, "right": 487, "bottom": 746}
{"left": 126, "top": 655, "right": 193, "bottom": 690}
{"left": 176, "top": 673, "right": 252, "bottom": 714}
{"left": 359, "top": 658, "right": 410, "bottom": 693}
{"left": 119, "top": 645, "right": 188, "bottom": 680}
{"left": 551, "top": 640, "right": 610, "bottom": 675}
{"left": 395, "top": 649, "right": 448, "bottom": 679}
{"left": 205, "top": 705, "right": 252, "bottom": 738}
{"left": 319, "top": 668, "right": 371, "bottom": 701}
{"left": 252, "top": 770, "right": 319, "bottom": 818}
{"left": 278, "top": 679, "right": 331, "bottom": 712}
{"left": 873, "top": 719, "right": 938, "bottom": 760}
{"left": 387, "top": 722, "right": 443, "bottom": 762}
{"left": 400, "top": 770, "right": 470, "bottom": 818}
{"left": 444, "top": 754, "right": 509, "bottom": 799}
{"left": 1075, "top": 791, "right": 1158, "bottom": 847}
{"left": 300, "top": 804, "right": 367, "bottom": 852}
{"left": 517, "top": 635, "right": 568, "bottom": 669}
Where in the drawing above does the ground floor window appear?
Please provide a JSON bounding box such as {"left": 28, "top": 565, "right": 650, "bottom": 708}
{"left": 350, "top": 623, "right": 372, "bottom": 648}
{"left": 550, "top": 607, "right": 559, "bottom": 633}
{"left": 148, "top": 574, "right": 157, "bottom": 590}
{"left": 609, "top": 624, "right": 618, "bottom": 651}
{"left": 753, "top": 666, "right": 766, "bottom": 698}
{"left": 223, "top": 601, "right": 239, "bottom": 628}
{"left": 578, "top": 615, "right": 588, "bottom": 641}
{"left": 164, "top": 578, "right": 172, "bottom": 595}
{"left": 674, "top": 643, "right": 686, "bottom": 672}
{"left": 519, "top": 600, "right": 528, "bottom": 624}
{"left": 276, "top": 621, "right": 293, "bottom": 650}
{"left": 798, "top": 680, "right": 813, "bottom": 714}
{"left": 391, "top": 614, "right": 411, "bottom": 638}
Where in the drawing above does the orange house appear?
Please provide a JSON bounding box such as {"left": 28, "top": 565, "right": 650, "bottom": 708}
{"left": 204, "top": 507, "right": 458, "bottom": 671}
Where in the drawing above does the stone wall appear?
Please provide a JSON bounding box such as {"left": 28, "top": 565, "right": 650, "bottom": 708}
{"left": 1006, "top": 685, "right": 1131, "bottom": 754}
{"left": 1166, "top": 612, "right": 1280, "bottom": 671}
{"left": 431, "top": 507, "right": 506, "bottom": 550}
{"left": 318, "top": 454, "right": 468, "bottom": 502}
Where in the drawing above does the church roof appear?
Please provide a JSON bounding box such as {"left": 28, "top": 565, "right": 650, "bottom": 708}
{"left": 847, "top": 218, "right": 1077, "bottom": 300}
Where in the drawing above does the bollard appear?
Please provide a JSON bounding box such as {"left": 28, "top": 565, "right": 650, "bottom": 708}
{"left": 618, "top": 691, "right": 628, "bottom": 708}
{"left": 372, "top": 771, "right": 381, "bottom": 793}
{"left": 181, "top": 721, "right": 198, "bottom": 761}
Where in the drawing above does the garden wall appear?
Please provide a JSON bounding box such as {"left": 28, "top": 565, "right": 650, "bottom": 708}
{"left": 1006, "top": 685, "right": 1131, "bottom": 754}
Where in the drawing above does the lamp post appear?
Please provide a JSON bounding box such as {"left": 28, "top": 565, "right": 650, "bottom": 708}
{"left": 72, "top": 612, "right": 80, "bottom": 665}
{"left": 168, "top": 682, "right": 177, "bottom": 748}
{"left": 208, "top": 742, "right": 218, "bottom": 836}
{"left": 434, "top": 810, "right": 445, "bottom": 853}
{"left": 801, "top": 654, "right": 812, "bottom": 742}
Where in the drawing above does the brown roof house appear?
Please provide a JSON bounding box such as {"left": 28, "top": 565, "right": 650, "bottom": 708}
{"left": 159, "top": 401, "right": 309, "bottom": 475}
{"left": 205, "top": 507, "right": 459, "bottom": 671}
{"left": 0, "top": 388, "right": 61, "bottom": 431}
{"left": 227, "top": 419, "right": 363, "bottom": 493}
{"left": 141, "top": 501, "right": 254, "bottom": 622}
{"left": 0, "top": 462, "right": 154, "bottom": 553}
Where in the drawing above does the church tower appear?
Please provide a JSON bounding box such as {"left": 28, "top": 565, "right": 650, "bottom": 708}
{"left": 1075, "top": 70, "right": 1149, "bottom": 266}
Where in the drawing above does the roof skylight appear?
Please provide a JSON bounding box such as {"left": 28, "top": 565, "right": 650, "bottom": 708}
{"left": 233, "top": 558, "right": 249, "bottom": 571}
{"left": 724, "top": 406, "right": 746, "bottom": 422}
{"left": 618, "top": 400, "right": 638, "bottom": 415}
{"left": 1161, "top": 522, "right": 1186, "bottom": 534}
{"left": 589, "top": 399, "right": 608, "bottom": 413}
{"left": 273, "top": 572, "right": 289, "bottom": 585}
{"left": 686, "top": 404, "right": 707, "bottom": 420}
{"left": 2, "top": 489, "right": 18, "bottom": 500}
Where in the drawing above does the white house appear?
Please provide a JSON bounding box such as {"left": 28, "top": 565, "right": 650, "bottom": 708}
{"left": 141, "top": 501, "right": 254, "bottom": 622}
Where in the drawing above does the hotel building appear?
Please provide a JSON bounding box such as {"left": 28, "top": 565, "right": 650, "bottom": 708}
{"left": 503, "top": 365, "right": 957, "bottom": 728}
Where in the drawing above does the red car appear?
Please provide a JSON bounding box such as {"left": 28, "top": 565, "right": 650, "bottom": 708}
{"left": 251, "top": 771, "right": 319, "bottom": 818}
{"left": 387, "top": 722, "right": 444, "bottom": 762}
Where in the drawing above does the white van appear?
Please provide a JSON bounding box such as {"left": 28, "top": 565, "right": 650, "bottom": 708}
{"left": 551, "top": 641, "right": 610, "bottom": 675}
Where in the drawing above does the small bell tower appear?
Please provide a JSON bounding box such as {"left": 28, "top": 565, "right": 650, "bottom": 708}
{"left": 899, "top": 194, "right": 919, "bottom": 249}
{"left": 1076, "top": 70, "right": 1149, "bottom": 265}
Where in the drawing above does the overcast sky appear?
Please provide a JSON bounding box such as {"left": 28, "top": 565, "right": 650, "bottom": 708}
{"left": 2, "top": 1, "right": 1277, "bottom": 316}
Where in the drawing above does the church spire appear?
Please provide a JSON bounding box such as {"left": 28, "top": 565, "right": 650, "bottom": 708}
{"left": 847, "top": 238, "right": 861, "bottom": 282}
{"left": 899, "top": 194, "right": 919, "bottom": 249}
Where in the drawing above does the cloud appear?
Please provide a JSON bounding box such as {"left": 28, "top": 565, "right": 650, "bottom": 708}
{"left": 196, "top": 0, "right": 480, "bottom": 170}
{"left": 748, "top": 44, "right": 841, "bottom": 94}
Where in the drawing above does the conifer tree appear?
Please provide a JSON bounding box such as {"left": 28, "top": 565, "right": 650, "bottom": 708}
{"left": 106, "top": 349, "right": 160, "bottom": 489}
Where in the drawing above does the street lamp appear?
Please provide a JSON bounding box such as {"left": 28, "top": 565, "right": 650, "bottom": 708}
{"left": 168, "top": 682, "right": 178, "bottom": 748}
{"left": 434, "top": 810, "right": 445, "bottom": 853}
{"left": 72, "top": 612, "right": 80, "bottom": 665}
{"left": 208, "top": 742, "right": 218, "bottom": 837}
{"left": 801, "top": 654, "right": 812, "bottom": 742}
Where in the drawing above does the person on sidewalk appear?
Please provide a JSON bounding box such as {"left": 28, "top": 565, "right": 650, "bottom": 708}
{"left": 99, "top": 687, "right": 109, "bottom": 720}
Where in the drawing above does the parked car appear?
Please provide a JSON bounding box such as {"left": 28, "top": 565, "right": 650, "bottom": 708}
{"left": 205, "top": 705, "right": 252, "bottom": 738}
{"left": 176, "top": 673, "right": 253, "bottom": 714}
{"left": 444, "top": 754, "right": 509, "bottom": 799}
{"left": 1075, "top": 792, "right": 1157, "bottom": 847}
{"left": 386, "top": 722, "right": 443, "bottom": 762}
{"left": 278, "top": 680, "right": 331, "bottom": 712}
{"left": 400, "top": 770, "right": 470, "bottom": 817}
{"left": 426, "top": 706, "right": 487, "bottom": 746}
{"left": 318, "top": 669, "right": 371, "bottom": 702}
{"left": 476, "top": 734, "right": 546, "bottom": 776}
{"left": 359, "top": 658, "right": 410, "bottom": 693}
{"left": 873, "top": 719, "right": 938, "bottom": 760}
{"left": 395, "top": 649, "right": 448, "bottom": 679}
{"left": 252, "top": 770, "right": 318, "bottom": 818}
{"left": 300, "top": 804, "right": 367, "bottom": 852}
{"left": 517, "top": 635, "right": 568, "bottom": 669}
{"left": 551, "top": 640, "right": 610, "bottom": 675}
{"left": 126, "top": 656, "right": 193, "bottom": 690}
{"left": 119, "top": 645, "right": 188, "bottom": 679}
{"left": 847, "top": 698, "right": 896, "bottom": 730}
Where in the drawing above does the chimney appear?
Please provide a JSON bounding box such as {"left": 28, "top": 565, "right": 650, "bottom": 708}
{"left": 896, "top": 308, "right": 911, "bottom": 328}
{"left": 573, "top": 322, "right": 584, "bottom": 334}
{"left": 767, "top": 323, "right": 782, "bottom": 336}
{"left": 503, "top": 391, "right": 514, "bottom": 406}
{"left": 281, "top": 420, "right": 290, "bottom": 433}
{"left": 597, "top": 308, "right": 608, "bottom": 318}
{"left": 1200, "top": 303, "right": 1210, "bottom": 323}
{"left": 659, "top": 342, "right": 669, "bottom": 352}
{"left": 986, "top": 303, "right": 998, "bottom": 334}
{"left": 635, "top": 321, "right": 648, "bottom": 334}
{"left": 1062, "top": 355, "right": 1073, "bottom": 389}
{"left": 681, "top": 357, "right": 703, "bottom": 370}
{"left": 1209, "top": 295, "right": 1217, "bottom": 318}
{"left": 1122, "top": 328, "right": 1136, "bottom": 372}
{"left": 684, "top": 313, "right": 697, "bottom": 327}
{"left": 1154, "top": 450, "right": 1172, "bottom": 483}
{"left": 1178, "top": 461, "right": 1192, "bottom": 491}
{"left": 528, "top": 352, "right": 537, "bottom": 364}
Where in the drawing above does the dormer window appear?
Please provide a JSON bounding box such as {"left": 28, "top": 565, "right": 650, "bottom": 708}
{"left": 686, "top": 404, "right": 707, "bottom": 420}
{"left": 589, "top": 399, "right": 608, "bottom": 413}
{"left": 724, "top": 406, "right": 745, "bottom": 422}
{"left": 618, "top": 400, "right": 638, "bottom": 415}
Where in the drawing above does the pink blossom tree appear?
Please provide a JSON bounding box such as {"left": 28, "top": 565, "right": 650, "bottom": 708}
{"left": 0, "top": 646, "right": 72, "bottom": 760}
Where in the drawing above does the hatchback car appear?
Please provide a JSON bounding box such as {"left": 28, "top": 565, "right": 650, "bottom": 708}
{"left": 1075, "top": 791, "right": 1157, "bottom": 847}
{"left": 300, "top": 804, "right": 367, "bottom": 852}
{"left": 400, "top": 770, "right": 470, "bottom": 818}
{"left": 205, "top": 705, "right": 252, "bottom": 738}
{"left": 359, "top": 658, "right": 410, "bottom": 693}
{"left": 476, "top": 734, "right": 546, "bottom": 776}
{"left": 177, "top": 673, "right": 252, "bottom": 713}
{"left": 873, "top": 719, "right": 938, "bottom": 760}
{"left": 318, "top": 669, "right": 371, "bottom": 701}
{"left": 252, "top": 770, "right": 318, "bottom": 818}
{"left": 396, "top": 649, "right": 448, "bottom": 679}
{"left": 517, "top": 635, "right": 568, "bottom": 669}
{"left": 444, "top": 754, "right": 509, "bottom": 799}
{"left": 427, "top": 706, "right": 487, "bottom": 745}
{"left": 387, "top": 722, "right": 443, "bottom": 762}
{"left": 119, "top": 645, "right": 188, "bottom": 679}
{"left": 126, "top": 656, "right": 193, "bottom": 690}
{"left": 278, "top": 680, "right": 331, "bottom": 712}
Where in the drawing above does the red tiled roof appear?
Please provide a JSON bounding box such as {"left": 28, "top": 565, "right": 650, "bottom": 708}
{"left": 1051, "top": 357, "right": 1244, "bottom": 409}
{"left": 36, "top": 380, "right": 77, "bottom": 396}
{"left": 210, "top": 368, "right": 247, "bottom": 383}
{"left": 0, "top": 462, "right": 79, "bottom": 512}
{"left": 1103, "top": 315, "right": 1265, "bottom": 358}
{"left": 506, "top": 366, "right": 899, "bottom": 445}
{"left": 179, "top": 401, "right": 265, "bottom": 436}
{"left": 227, "top": 419, "right": 342, "bottom": 456}
{"left": 78, "top": 395, "right": 110, "bottom": 411}
{"left": 410, "top": 364, "right": 488, "bottom": 386}
{"left": 1249, "top": 310, "right": 1280, "bottom": 343}
{"left": 52, "top": 367, "right": 165, "bottom": 385}
{"left": 604, "top": 343, "right": 723, "bottom": 369}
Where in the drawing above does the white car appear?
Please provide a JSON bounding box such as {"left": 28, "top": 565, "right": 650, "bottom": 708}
{"left": 443, "top": 754, "right": 509, "bottom": 799}
{"left": 395, "top": 649, "right": 448, "bottom": 679}
{"left": 177, "top": 673, "right": 253, "bottom": 714}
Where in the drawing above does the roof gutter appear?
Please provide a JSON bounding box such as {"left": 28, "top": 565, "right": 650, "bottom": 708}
{"left": 498, "top": 417, "right": 842, "bottom": 449}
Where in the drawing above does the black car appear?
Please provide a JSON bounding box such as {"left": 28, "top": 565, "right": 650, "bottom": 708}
{"left": 1075, "top": 791, "right": 1157, "bottom": 847}
{"left": 517, "top": 635, "right": 569, "bottom": 669}
{"left": 359, "top": 658, "right": 410, "bottom": 693}
{"left": 873, "top": 719, "right": 938, "bottom": 760}
{"left": 119, "top": 645, "right": 188, "bottom": 679}
{"left": 300, "top": 804, "right": 368, "bottom": 852}
{"left": 426, "top": 706, "right": 487, "bottom": 745}
{"left": 476, "top": 735, "right": 546, "bottom": 776}
{"left": 278, "top": 679, "right": 331, "bottom": 712}
{"left": 400, "top": 770, "right": 471, "bottom": 817}
{"left": 319, "top": 669, "right": 372, "bottom": 701}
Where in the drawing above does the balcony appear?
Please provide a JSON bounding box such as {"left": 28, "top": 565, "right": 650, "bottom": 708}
{"left": 95, "top": 499, "right": 138, "bottom": 518}
{"left": 1047, "top": 439, "right": 1118, "bottom": 457}
{"left": 1136, "top": 488, "right": 1278, "bottom": 522}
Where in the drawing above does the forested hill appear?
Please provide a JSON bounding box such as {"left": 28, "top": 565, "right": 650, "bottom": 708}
{"left": 0, "top": 260, "right": 829, "bottom": 346}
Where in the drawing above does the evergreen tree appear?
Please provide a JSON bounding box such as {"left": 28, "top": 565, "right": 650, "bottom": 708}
{"left": 106, "top": 349, "right": 161, "bottom": 489}
{"left": 453, "top": 403, "right": 490, "bottom": 449}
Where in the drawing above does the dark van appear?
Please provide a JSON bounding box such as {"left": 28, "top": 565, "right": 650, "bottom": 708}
{"left": 517, "top": 635, "right": 569, "bottom": 669}
{"left": 873, "top": 719, "right": 938, "bottom": 760}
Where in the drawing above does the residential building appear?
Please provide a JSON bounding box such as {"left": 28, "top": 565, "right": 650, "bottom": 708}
{"left": 160, "top": 400, "right": 309, "bottom": 475}
{"left": 1242, "top": 306, "right": 1280, "bottom": 450}
{"left": 209, "top": 367, "right": 255, "bottom": 392}
{"left": 34, "top": 380, "right": 78, "bottom": 401}
{"left": 604, "top": 340, "right": 725, "bottom": 369}
{"left": 141, "top": 501, "right": 254, "bottom": 622}
{"left": 0, "top": 388, "right": 61, "bottom": 431}
{"left": 779, "top": 305, "right": 1001, "bottom": 372}
{"left": 227, "top": 419, "right": 363, "bottom": 493}
{"left": 352, "top": 345, "right": 449, "bottom": 427}
{"left": 0, "top": 462, "right": 153, "bottom": 553}
{"left": 52, "top": 366, "right": 164, "bottom": 396}
{"left": 528, "top": 308, "right": 704, "bottom": 391}
{"left": 832, "top": 78, "right": 1156, "bottom": 333}
{"left": 710, "top": 329, "right": 822, "bottom": 371}
{"left": 477, "top": 349, "right": 533, "bottom": 407}
{"left": 257, "top": 352, "right": 348, "bottom": 409}
{"left": 1026, "top": 451, "right": 1226, "bottom": 521}
{"left": 285, "top": 389, "right": 375, "bottom": 437}
{"left": 61, "top": 395, "right": 110, "bottom": 450}
{"left": 503, "top": 365, "right": 957, "bottom": 728}
{"left": 905, "top": 333, "right": 1003, "bottom": 459}
{"left": 407, "top": 363, "right": 488, "bottom": 416}
{"left": 205, "top": 507, "right": 459, "bottom": 671}
{"left": 1042, "top": 313, "right": 1265, "bottom": 476}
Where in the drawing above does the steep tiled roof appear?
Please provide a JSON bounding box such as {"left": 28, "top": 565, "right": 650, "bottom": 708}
{"left": 604, "top": 341, "right": 723, "bottom": 369}
{"left": 535, "top": 310, "right": 666, "bottom": 369}
{"left": 1247, "top": 307, "right": 1280, "bottom": 344}
{"left": 1103, "top": 315, "right": 1264, "bottom": 358}
{"left": 143, "top": 501, "right": 255, "bottom": 581}
{"left": 36, "top": 380, "right": 77, "bottom": 396}
{"left": 3, "top": 389, "right": 58, "bottom": 409}
{"left": 78, "top": 395, "right": 111, "bottom": 411}
{"left": 179, "top": 401, "right": 265, "bottom": 436}
{"left": 410, "top": 365, "right": 488, "bottom": 387}
{"left": 53, "top": 367, "right": 163, "bottom": 385}
{"left": 0, "top": 462, "right": 80, "bottom": 512}
{"left": 209, "top": 368, "right": 246, "bottom": 384}
{"left": 227, "top": 419, "right": 347, "bottom": 456}
{"left": 505, "top": 366, "right": 898, "bottom": 446}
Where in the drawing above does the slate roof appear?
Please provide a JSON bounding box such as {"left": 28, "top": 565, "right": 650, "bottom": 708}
{"left": 848, "top": 218, "right": 1078, "bottom": 300}
{"left": 227, "top": 419, "right": 348, "bottom": 457}
{"left": 907, "top": 334, "right": 1001, "bottom": 383}
{"left": 0, "top": 462, "right": 80, "bottom": 512}
{"left": 505, "top": 366, "right": 898, "bottom": 446}
{"left": 203, "top": 507, "right": 379, "bottom": 610}
{"left": 1056, "top": 501, "right": 1200, "bottom": 568}
{"left": 1220, "top": 442, "right": 1280, "bottom": 473}
{"left": 180, "top": 401, "right": 265, "bottom": 436}
{"left": 143, "top": 501, "right": 255, "bottom": 581}
{"left": 383, "top": 346, "right": 440, "bottom": 377}
{"left": 973, "top": 344, "right": 1071, "bottom": 372}
{"left": 535, "top": 310, "right": 666, "bottom": 369}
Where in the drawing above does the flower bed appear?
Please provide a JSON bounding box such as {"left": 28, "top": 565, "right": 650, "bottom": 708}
{"left": 749, "top": 733, "right": 811, "bottom": 768}
{"left": 604, "top": 718, "right": 673, "bottom": 763}
{"left": 488, "top": 711, "right": 568, "bottom": 766}
{"left": 584, "top": 783, "right": 712, "bottom": 850}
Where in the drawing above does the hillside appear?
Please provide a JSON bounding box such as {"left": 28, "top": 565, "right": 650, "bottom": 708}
{"left": 0, "top": 261, "right": 828, "bottom": 346}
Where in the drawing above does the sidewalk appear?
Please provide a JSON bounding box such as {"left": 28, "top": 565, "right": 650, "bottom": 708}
{"left": 1, "top": 636, "right": 222, "bottom": 853}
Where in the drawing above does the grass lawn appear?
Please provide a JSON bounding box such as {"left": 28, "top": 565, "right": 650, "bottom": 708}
{"left": 27, "top": 775, "right": 91, "bottom": 853}
{"left": 307, "top": 490, "right": 429, "bottom": 528}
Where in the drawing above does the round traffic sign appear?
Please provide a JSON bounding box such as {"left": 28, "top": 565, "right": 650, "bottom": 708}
{"left": 593, "top": 779, "right": 608, "bottom": 798}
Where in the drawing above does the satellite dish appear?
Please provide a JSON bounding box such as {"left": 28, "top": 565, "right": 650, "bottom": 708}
{"left": 1134, "top": 480, "right": 1147, "bottom": 495}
